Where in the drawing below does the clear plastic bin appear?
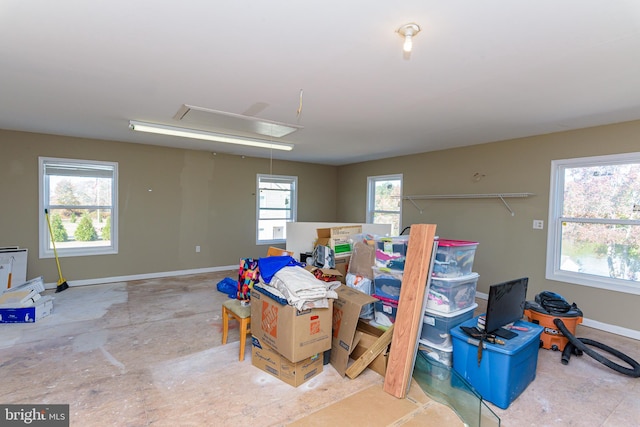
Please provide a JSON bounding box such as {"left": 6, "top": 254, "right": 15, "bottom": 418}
{"left": 372, "top": 266, "right": 403, "bottom": 301}
{"left": 427, "top": 273, "right": 478, "bottom": 313}
{"left": 374, "top": 235, "right": 409, "bottom": 270}
{"left": 421, "top": 303, "right": 478, "bottom": 345}
{"left": 433, "top": 240, "right": 478, "bottom": 278}
{"left": 418, "top": 338, "right": 453, "bottom": 367}
{"left": 373, "top": 295, "right": 398, "bottom": 326}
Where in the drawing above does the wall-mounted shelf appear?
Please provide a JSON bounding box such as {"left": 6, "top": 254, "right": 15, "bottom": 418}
{"left": 403, "top": 193, "right": 535, "bottom": 216}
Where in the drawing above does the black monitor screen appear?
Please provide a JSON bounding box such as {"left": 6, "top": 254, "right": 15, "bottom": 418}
{"left": 484, "top": 277, "right": 528, "bottom": 335}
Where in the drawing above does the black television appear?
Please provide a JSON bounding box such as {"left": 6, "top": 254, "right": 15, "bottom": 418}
{"left": 484, "top": 277, "right": 529, "bottom": 339}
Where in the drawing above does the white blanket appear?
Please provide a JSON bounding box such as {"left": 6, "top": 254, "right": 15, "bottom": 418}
{"left": 270, "top": 266, "right": 340, "bottom": 310}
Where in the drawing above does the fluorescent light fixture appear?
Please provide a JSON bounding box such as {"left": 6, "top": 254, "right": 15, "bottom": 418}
{"left": 128, "top": 120, "right": 294, "bottom": 151}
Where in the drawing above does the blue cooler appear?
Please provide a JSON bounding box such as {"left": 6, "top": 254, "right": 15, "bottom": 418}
{"left": 450, "top": 316, "right": 543, "bottom": 409}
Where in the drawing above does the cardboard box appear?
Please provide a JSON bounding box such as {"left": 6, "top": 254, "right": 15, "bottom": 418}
{"left": 333, "top": 255, "right": 350, "bottom": 283}
{"left": 251, "top": 336, "right": 323, "bottom": 387}
{"left": 0, "top": 248, "right": 28, "bottom": 292}
{"left": 349, "top": 320, "right": 389, "bottom": 376}
{"left": 330, "top": 285, "right": 379, "bottom": 376}
{"left": 0, "top": 295, "right": 53, "bottom": 323}
{"left": 251, "top": 286, "right": 333, "bottom": 363}
{"left": 266, "top": 246, "right": 294, "bottom": 257}
{"left": 304, "top": 265, "right": 343, "bottom": 282}
{"left": 316, "top": 226, "right": 362, "bottom": 254}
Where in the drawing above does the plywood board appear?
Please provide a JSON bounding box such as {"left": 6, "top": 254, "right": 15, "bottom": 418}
{"left": 287, "top": 380, "right": 464, "bottom": 427}
{"left": 383, "top": 224, "right": 437, "bottom": 399}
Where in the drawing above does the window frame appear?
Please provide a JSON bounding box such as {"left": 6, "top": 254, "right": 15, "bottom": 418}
{"left": 366, "top": 174, "right": 403, "bottom": 236}
{"left": 256, "top": 174, "right": 298, "bottom": 245}
{"left": 546, "top": 152, "right": 640, "bottom": 295}
{"left": 39, "top": 156, "right": 119, "bottom": 259}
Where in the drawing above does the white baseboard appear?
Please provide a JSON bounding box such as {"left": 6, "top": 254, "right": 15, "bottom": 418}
{"left": 474, "top": 291, "right": 640, "bottom": 341}
{"left": 44, "top": 264, "right": 237, "bottom": 290}
{"left": 580, "top": 318, "right": 640, "bottom": 341}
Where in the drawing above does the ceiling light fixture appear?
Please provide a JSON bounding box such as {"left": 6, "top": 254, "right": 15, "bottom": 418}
{"left": 128, "top": 120, "right": 294, "bottom": 151}
{"left": 397, "top": 23, "right": 421, "bottom": 53}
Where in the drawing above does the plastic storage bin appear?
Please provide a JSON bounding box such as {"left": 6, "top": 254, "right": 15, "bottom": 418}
{"left": 373, "top": 295, "right": 398, "bottom": 326}
{"left": 450, "top": 316, "right": 544, "bottom": 409}
{"left": 418, "top": 339, "right": 453, "bottom": 380}
{"left": 426, "top": 273, "right": 478, "bottom": 313}
{"left": 375, "top": 236, "right": 409, "bottom": 270}
{"left": 421, "top": 303, "right": 478, "bottom": 345}
{"left": 418, "top": 338, "right": 453, "bottom": 366}
{"left": 433, "top": 240, "right": 479, "bottom": 278}
{"left": 372, "top": 267, "right": 403, "bottom": 301}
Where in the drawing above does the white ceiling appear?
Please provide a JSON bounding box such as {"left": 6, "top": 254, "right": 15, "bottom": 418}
{"left": 2, "top": 1, "right": 640, "bottom": 166}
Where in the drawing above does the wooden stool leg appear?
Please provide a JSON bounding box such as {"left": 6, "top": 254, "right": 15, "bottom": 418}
{"left": 222, "top": 306, "right": 229, "bottom": 345}
{"left": 239, "top": 318, "right": 248, "bottom": 361}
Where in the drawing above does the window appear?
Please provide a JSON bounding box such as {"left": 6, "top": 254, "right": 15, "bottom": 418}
{"left": 546, "top": 153, "right": 640, "bottom": 294}
{"left": 367, "top": 174, "right": 403, "bottom": 236}
{"left": 39, "top": 157, "right": 118, "bottom": 258}
{"left": 256, "top": 174, "right": 297, "bottom": 245}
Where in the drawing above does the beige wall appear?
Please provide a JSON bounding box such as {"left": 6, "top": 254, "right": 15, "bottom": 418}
{"left": 3, "top": 120, "right": 639, "bottom": 331}
{"left": 1, "top": 130, "right": 338, "bottom": 283}
{"left": 337, "top": 120, "right": 640, "bottom": 331}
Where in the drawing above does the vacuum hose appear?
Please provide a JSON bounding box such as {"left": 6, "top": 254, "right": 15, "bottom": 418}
{"left": 553, "top": 318, "right": 640, "bottom": 378}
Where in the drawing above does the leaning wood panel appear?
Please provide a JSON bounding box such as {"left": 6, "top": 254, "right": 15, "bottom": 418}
{"left": 383, "top": 224, "right": 437, "bottom": 398}
{"left": 345, "top": 324, "right": 394, "bottom": 379}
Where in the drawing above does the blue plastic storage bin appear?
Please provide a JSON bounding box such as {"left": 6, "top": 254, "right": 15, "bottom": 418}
{"left": 450, "top": 316, "right": 543, "bottom": 409}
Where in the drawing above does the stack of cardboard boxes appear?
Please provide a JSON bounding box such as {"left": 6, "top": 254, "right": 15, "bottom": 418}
{"left": 250, "top": 285, "right": 332, "bottom": 387}
{"left": 250, "top": 225, "right": 389, "bottom": 386}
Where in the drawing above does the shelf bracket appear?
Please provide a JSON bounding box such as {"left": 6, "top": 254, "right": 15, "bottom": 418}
{"left": 407, "top": 197, "right": 423, "bottom": 214}
{"left": 498, "top": 195, "right": 515, "bottom": 216}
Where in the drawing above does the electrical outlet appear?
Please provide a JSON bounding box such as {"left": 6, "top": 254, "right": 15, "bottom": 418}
{"left": 533, "top": 220, "right": 544, "bottom": 230}
{"left": 195, "top": 245, "right": 201, "bottom": 253}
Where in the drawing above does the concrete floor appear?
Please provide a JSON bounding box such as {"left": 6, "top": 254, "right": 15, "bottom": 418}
{"left": 1, "top": 271, "right": 639, "bottom": 426}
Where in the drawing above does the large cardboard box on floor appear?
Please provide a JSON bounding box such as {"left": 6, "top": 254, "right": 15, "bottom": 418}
{"left": 251, "top": 336, "right": 323, "bottom": 387}
{"left": 331, "top": 285, "right": 382, "bottom": 376}
{"left": 251, "top": 286, "right": 333, "bottom": 363}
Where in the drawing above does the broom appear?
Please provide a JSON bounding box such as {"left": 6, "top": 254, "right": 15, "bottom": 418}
{"left": 44, "top": 209, "right": 69, "bottom": 293}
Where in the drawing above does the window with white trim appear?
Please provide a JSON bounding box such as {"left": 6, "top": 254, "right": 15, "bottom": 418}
{"left": 367, "top": 174, "right": 403, "bottom": 236}
{"left": 546, "top": 153, "right": 640, "bottom": 294}
{"left": 256, "top": 174, "right": 297, "bottom": 245}
{"left": 39, "top": 157, "right": 118, "bottom": 258}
